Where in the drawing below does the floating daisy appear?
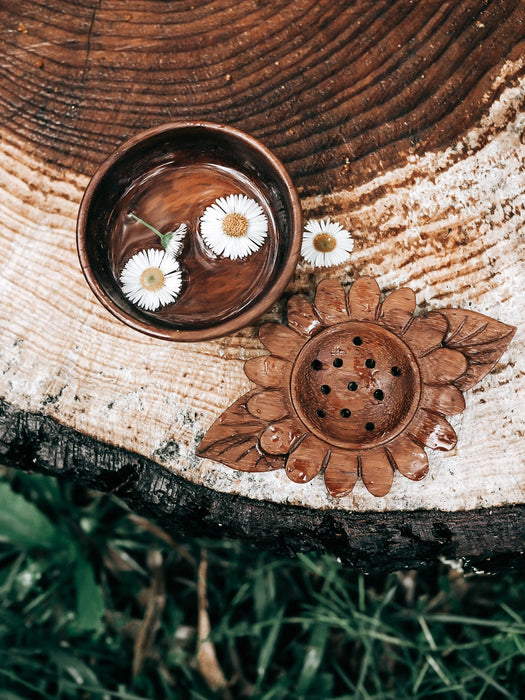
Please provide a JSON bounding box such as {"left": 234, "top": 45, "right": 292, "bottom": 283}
{"left": 128, "top": 213, "right": 186, "bottom": 259}
{"left": 120, "top": 248, "right": 182, "bottom": 311}
{"left": 200, "top": 194, "right": 268, "bottom": 259}
{"left": 301, "top": 218, "right": 353, "bottom": 268}
{"left": 163, "top": 223, "right": 187, "bottom": 258}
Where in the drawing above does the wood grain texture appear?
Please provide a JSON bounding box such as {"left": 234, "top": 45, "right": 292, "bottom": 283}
{"left": 0, "top": 0, "right": 524, "bottom": 570}
{"left": 2, "top": 0, "right": 524, "bottom": 193}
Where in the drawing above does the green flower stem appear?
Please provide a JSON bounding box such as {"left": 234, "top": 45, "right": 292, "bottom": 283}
{"left": 129, "top": 212, "right": 174, "bottom": 250}
{"left": 128, "top": 212, "right": 164, "bottom": 239}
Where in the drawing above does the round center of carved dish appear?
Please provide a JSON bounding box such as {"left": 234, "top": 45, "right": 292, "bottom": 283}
{"left": 140, "top": 267, "right": 165, "bottom": 292}
{"left": 313, "top": 232, "right": 337, "bottom": 252}
{"left": 222, "top": 212, "right": 249, "bottom": 238}
{"left": 290, "top": 321, "right": 421, "bottom": 450}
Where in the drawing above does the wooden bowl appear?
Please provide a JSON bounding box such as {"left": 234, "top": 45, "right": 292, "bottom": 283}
{"left": 77, "top": 122, "right": 302, "bottom": 341}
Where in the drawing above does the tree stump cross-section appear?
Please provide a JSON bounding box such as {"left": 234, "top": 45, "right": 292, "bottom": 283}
{"left": 0, "top": 0, "right": 524, "bottom": 572}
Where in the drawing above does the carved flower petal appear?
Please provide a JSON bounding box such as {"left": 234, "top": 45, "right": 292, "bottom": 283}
{"left": 244, "top": 355, "right": 291, "bottom": 388}
{"left": 419, "top": 347, "right": 468, "bottom": 385}
{"left": 258, "top": 323, "right": 305, "bottom": 360}
{"left": 402, "top": 312, "right": 448, "bottom": 357}
{"left": 287, "top": 294, "right": 323, "bottom": 337}
{"left": 379, "top": 287, "right": 416, "bottom": 333}
{"left": 197, "top": 393, "right": 285, "bottom": 473}
{"left": 285, "top": 434, "right": 329, "bottom": 484}
{"left": 209, "top": 437, "right": 284, "bottom": 472}
{"left": 386, "top": 434, "right": 429, "bottom": 481}
{"left": 259, "top": 418, "right": 305, "bottom": 455}
{"left": 421, "top": 384, "right": 466, "bottom": 416}
{"left": 360, "top": 448, "right": 395, "bottom": 497}
{"left": 313, "top": 278, "right": 349, "bottom": 325}
{"left": 246, "top": 390, "right": 289, "bottom": 422}
{"left": 324, "top": 448, "right": 359, "bottom": 498}
{"left": 408, "top": 409, "right": 457, "bottom": 451}
{"left": 348, "top": 276, "right": 380, "bottom": 320}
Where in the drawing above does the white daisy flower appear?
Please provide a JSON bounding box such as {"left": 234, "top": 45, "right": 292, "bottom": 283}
{"left": 301, "top": 218, "right": 354, "bottom": 268}
{"left": 200, "top": 194, "right": 268, "bottom": 260}
{"left": 164, "top": 223, "right": 187, "bottom": 259}
{"left": 120, "top": 248, "right": 182, "bottom": 311}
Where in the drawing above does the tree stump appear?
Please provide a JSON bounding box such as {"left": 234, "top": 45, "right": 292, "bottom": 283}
{"left": 0, "top": 0, "right": 523, "bottom": 572}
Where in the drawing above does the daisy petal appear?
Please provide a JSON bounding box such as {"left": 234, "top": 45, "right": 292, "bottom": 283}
{"left": 379, "top": 287, "right": 416, "bottom": 333}
{"left": 402, "top": 312, "right": 448, "bottom": 357}
{"left": 313, "top": 278, "right": 349, "bottom": 324}
{"left": 259, "top": 418, "right": 305, "bottom": 455}
{"left": 258, "top": 323, "right": 305, "bottom": 360}
{"left": 360, "top": 448, "right": 395, "bottom": 496}
{"left": 287, "top": 295, "right": 323, "bottom": 337}
{"left": 408, "top": 409, "right": 457, "bottom": 451}
{"left": 246, "top": 390, "right": 289, "bottom": 422}
{"left": 285, "top": 434, "right": 329, "bottom": 483}
{"left": 421, "top": 384, "right": 466, "bottom": 416}
{"left": 419, "top": 348, "right": 468, "bottom": 385}
{"left": 164, "top": 223, "right": 187, "bottom": 258}
{"left": 386, "top": 435, "right": 428, "bottom": 481}
{"left": 348, "top": 277, "right": 380, "bottom": 320}
{"left": 244, "top": 355, "right": 292, "bottom": 388}
{"left": 324, "top": 448, "right": 359, "bottom": 497}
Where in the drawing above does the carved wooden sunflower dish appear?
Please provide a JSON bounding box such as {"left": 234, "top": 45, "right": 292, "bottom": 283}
{"left": 197, "top": 277, "right": 515, "bottom": 498}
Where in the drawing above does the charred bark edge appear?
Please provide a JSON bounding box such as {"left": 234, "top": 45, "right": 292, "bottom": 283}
{"left": 0, "top": 397, "right": 523, "bottom": 574}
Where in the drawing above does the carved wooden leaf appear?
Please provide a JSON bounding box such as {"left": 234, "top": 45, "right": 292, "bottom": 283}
{"left": 197, "top": 393, "right": 284, "bottom": 472}
{"left": 440, "top": 309, "right": 516, "bottom": 391}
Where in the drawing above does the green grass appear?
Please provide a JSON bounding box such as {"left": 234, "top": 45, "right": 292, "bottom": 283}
{"left": 0, "top": 465, "right": 523, "bottom": 699}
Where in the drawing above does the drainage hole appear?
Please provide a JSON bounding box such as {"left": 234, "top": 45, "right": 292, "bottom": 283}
{"left": 391, "top": 366, "right": 402, "bottom": 376}
{"left": 317, "top": 409, "right": 326, "bottom": 418}
{"left": 365, "top": 422, "right": 375, "bottom": 432}
{"left": 321, "top": 385, "right": 331, "bottom": 395}
{"left": 353, "top": 336, "right": 363, "bottom": 346}
{"left": 365, "top": 358, "right": 376, "bottom": 369}
{"left": 340, "top": 408, "right": 351, "bottom": 418}
{"left": 374, "top": 389, "right": 384, "bottom": 401}
{"left": 311, "top": 359, "right": 322, "bottom": 370}
{"left": 347, "top": 381, "right": 358, "bottom": 391}
{"left": 333, "top": 358, "right": 343, "bottom": 368}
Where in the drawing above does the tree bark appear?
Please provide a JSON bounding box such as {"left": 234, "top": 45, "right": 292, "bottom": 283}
{"left": 0, "top": 0, "right": 523, "bottom": 572}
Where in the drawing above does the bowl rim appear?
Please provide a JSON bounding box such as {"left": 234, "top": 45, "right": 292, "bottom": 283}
{"left": 76, "top": 120, "right": 303, "bottom": 342}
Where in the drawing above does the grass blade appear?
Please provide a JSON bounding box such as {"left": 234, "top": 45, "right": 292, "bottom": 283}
{"left": 0, "top": 482, "right": 59, "bottom": 550}
{"left": 296, "top": 622, "right": 330, "bottom": 695}
{"left": 254, "top": 606, "right": 285, "bottom": 692}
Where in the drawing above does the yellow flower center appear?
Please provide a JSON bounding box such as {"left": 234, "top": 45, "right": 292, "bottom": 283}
{"left": 222, "top": 212, "right": 249, "bottom": 238}
{"left": 313, "top": 233, "right": 337, "bottom": 253}
{"left": 140, "top": 267, "right": 165, "bottom": 292}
